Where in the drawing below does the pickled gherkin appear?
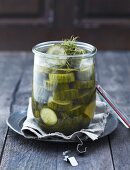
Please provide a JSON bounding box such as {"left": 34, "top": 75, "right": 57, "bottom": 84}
{"left": 32, "top": 38, "right": 96, "bottom": 135}
{"left": 40, "top": 108, "right": 58, "bottom": 126}
{"left": 55, "top": 68, "right": 77, "bottom": 73}
{"left": 74, "top": 80, "right": 95, "bottom": 89}
{"left": 33, "top": 71, "right": 48, "bottom": 85}
{"left": 69, "top": 105, "right": 83, "bottom": 117}
{"left": 33, "top": 84, "right": 51, "bottom": 103}
{"left": 49, "top": 73, "right": 75, "bottom": 83}
{"left": 76, "top": 65, "right": 94, "bottom": 81}
{"left": 48, "top": 97, "right": 72, "bottom": 111}
{"left": 43, "top": 80, "right": 69, "bottom": 91}
{"left": 53, "top": 89, "right": 79, "bottom": 100}
{"left": 84, "top": 100, "right": 96, "bottom": 119}
{"left": 34, "top": 65, "right": 51, "bottom": 74}
{"left": 47, "top": 45, "right": 65, "bottom": 55}
{"left": 76, "top": 88, "right": 95, "bottom": 104}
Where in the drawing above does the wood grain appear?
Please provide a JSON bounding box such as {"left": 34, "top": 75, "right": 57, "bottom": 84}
{"left": 0, "top": 52, "right": 114, "bottom": 170}
{"left": 97, "top": 51, "right": 130, "bottom": 170}
{"left": 0, "top": 135, "right": 57, "bottom": 170}
{"left": 0, "top": 52, "right": 27, "bottom": 163}
{"left": 2, "top": 51, "right": 130, "bottom": 170}
{"left": 56, "top": 138, "right": 113, "bottom": 170}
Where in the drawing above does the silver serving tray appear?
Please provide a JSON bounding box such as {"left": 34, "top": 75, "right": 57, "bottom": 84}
{"left": 7, "top": 110, "right": 118, "bottom": 143}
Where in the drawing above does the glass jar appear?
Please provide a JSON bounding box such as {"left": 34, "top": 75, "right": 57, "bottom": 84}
{"left": 32, "top": 41, "right": 97, "bottom": 135}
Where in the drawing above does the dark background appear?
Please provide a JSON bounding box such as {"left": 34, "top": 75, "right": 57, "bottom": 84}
{"left": 0, "top": 0, "right": 130, "bottom": 50}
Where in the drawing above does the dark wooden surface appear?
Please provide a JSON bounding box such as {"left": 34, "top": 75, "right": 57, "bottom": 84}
{"left": 0, "top": 51, "right": 130, "bottom": 170}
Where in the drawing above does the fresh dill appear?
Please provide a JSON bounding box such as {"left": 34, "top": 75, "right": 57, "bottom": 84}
{"left": 62, "top": 36, "right": 86, "bottom": 55}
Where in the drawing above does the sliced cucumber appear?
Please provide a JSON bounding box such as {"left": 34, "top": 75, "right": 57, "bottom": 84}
{"left": 49, "top": 73, "right": 75, "bottom": 83}
{"left": 68, "top": 57, "right": 82, "bottom": 68}
{"left": 53, "top": 89, "right": 78, "bottom": 100}
{"left": 47, "top": 45, "right": 65, "bottom": 55}
{"left": 55, "top": 68, "right": 77, "bottom": 73}
{"left": 69, "top": 105, "right": 83, "bottom": 117}
{"left": 33, "top": 72, "right": 48, "bottom": 85}
{"left": 78, "top": 88, "right": 96, "bottom": 104}
{"left": 47, "top": 45, "right": 67, "bottom": 66}
{"left": 91, "top": 64, "right": 95, "bottom": 80}
{"left": 48, "top": 97, "right": 72, "bottom": 111}
{"left": 40, "top": 108, "right": 58, "bottom": 126}
{"left": 44, "top": 80, "right": 69, "bottom": 91}
{"left": 34, "top": 110, "right": 40, "bottom": 118}
{"left": 34, "top": 65, "right": 51, "bottom": 74}
{"left": 80, "top": 58, "right": 93, "bottom": 68}
{"left": 33, "top": 84, "right": 51, "bottom": 103}
{"left": 43, "top": 80, "right": 57, "bottom": 91}
{"left": 74, "top": 80, "right": 95, "bottom": 89}
{"left": 76, "top": 64, "right": 94, "bottom": 81}
{"left": 55, "top": 83, "right": 69, "bottom": 91}
{"left": 86, "top": 80, "right": 95, "bottom": 88}
{"left": 84, "top": 100, "right": 96, "bottom": 119}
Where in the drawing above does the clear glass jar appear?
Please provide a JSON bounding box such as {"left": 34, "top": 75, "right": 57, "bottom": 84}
{"left": 32, "top": 41, "right": 97, "bottom": 135}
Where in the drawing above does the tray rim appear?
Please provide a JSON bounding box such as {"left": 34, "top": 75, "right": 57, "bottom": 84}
{"left": 7, "top": 110, "right": 118, "bottom": 143}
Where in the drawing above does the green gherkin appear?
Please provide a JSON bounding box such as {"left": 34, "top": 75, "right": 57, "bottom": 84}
{"left": 34, "top": 65, "right": 51, "bottom": 74}
{"left": 74, "top": 80, "right": 95, "bottom": 89}
{"left": 77, "top": 88, "right": 96, "bottom": 104}
{"left": 33, "top": 85, "right": 51, "bottom": 103}
{"left": 40, "top": 108, "right": 58, "bottom": 126}
{"left": 53, "top": 89, "right": 79, "bottom": 100}
{"left": 69, "top": 105, "right": 83, "bottom": 117}
{"left": 47, "top": 45, "right": 65, "bottom": 55}
{"left": 43, "top": 80, "right": 69, "bottom": 91}
{"left": 49, "top": 73, "right": 75, "bottom": 83}
{"left": 48, "top": 97, "right": 72, "bottom": 111}
{"left": 76, "top": 65, "right": 93, "bottom": 81}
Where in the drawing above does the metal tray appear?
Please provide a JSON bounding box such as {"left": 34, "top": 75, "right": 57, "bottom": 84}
{"left": 7, "top": 110, "right": 118, "bottom": 143}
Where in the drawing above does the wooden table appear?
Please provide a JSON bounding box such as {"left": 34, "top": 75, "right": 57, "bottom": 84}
{"left": 0, "top": 51, "right": 130, "bottom": 170}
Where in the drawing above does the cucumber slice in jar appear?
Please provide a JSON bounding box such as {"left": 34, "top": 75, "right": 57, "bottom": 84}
{"left": 77, "top": 88, "right": 96, "bottom": 104}
{"left": 33, "top": 72, "right": 48, "bottom": 85}
{"left": 53, "top": 89, "right": 78, "bottom": 100}
{"left": 43, "top": 80, "right": 69, "bottom": 91}
{"left": 47, "top": 45, "right": 65, "bottom": 55}
{"left": 74, "top": 80, "right": 95, "bottom": 89}
{"left": 76, "top": 66, "right": 93, "bottom": 81}
{"left": 77, "top": 59, "right": 94, "bottom": 81}
{"left": 43, "top": 80, "right": 57, "bottom": 91}
{"left": 69, "top": 105, "right": 83, "bottom": 117}
{"left": 34, "top": 65, "right": 52, "bottom": 74}
{"left": 40, "top": 108, "right": 58, "bottom": 126}
{"left": 33, "top": 85, "right": 51, "bottom": 103}
{"left": 68, "top": 57, "right": 82, "bottom": 68}
{"left": 56, "top": 68, "right": 77, "bottom": 73}
{"left": 46, "top": 45, "right": 67, "bottom": 66}
{"left": 84, "top": 100, "right": 96, "bottom": 119}
{"left": 49, "top": 73, "right": 75, "bottom": 83}
{"left": 48, "top": 97, "right": 72, "bottom": 111}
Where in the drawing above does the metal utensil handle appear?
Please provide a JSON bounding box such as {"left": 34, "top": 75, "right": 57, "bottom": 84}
{"left": 96, "top": 84, "right": 130, "bottom": 128}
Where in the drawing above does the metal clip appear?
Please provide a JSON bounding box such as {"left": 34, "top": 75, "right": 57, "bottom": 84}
{"left": 76, "top": 135, "right": 87, "bottom": 154}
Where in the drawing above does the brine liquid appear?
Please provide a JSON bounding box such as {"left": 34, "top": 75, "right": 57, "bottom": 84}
{"left": 32, "top": 62, "right": 96, "bottom": 135}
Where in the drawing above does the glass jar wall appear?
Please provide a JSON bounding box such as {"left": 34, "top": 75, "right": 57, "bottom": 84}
{"left": 32, "top": 41, "right": 97, "bottom": 135}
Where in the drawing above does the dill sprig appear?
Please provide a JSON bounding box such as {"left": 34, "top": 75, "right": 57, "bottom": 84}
{"left": 62, "top": 36, "right": 86, "bottom": 55}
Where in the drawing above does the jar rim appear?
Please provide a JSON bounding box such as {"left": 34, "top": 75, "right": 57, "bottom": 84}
{"left": 32, "top": 41, "right": 97, "bottom": 59}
